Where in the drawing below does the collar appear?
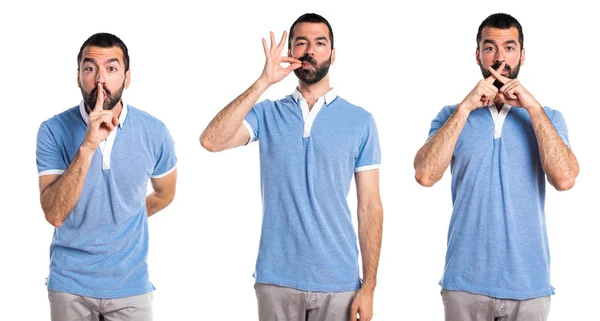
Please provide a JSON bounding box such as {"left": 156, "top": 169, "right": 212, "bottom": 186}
{"left": 79, "top": 99, "right": 128, "bottom": 128}
{"left": 292, "top": 88, "right": 337, "bottom": 105}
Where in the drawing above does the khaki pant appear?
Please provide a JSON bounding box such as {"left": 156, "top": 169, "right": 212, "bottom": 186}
{"left": 442, "top": 289, "right": 551, "bottom": 321}
{"left": 255, "top": 283, "right": 357, "bottom": 321}
{"left": 48, "top": 290, "right": 153, "bottom": 321}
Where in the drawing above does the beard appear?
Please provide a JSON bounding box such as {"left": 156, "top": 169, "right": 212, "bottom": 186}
{"left": 481, "top": 59, "right": 521, "bottom": 89}
{"left": 293, "top": 53, "right": 332, "bottom": 85}
{"left": 81, "top": 81, "right": 125, "bottom": 111}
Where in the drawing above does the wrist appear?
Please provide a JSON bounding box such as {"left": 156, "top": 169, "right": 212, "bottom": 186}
{"left": 79, "top": 142, "right": 96, "bottom": 155}
{"left": 256, "top": 76, "right": 272, "bottom": 90}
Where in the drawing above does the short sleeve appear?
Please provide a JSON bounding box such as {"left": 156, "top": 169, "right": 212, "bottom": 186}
{"left": 243, "top": 100, "right": 267, "bottom": 144}
{"left": 426, "top": 106, "right": 456, "bottom": 141}
{"left": 355, "top": 115, "right": 381, "bottom": 172}
{"left": 36, "top": 122, "right": 67, "bottom": 177}
{"left": 546, "top": 107, "right": 570, "bottom": 147}
{"left": 151, "top": 126, "right": 177, "bottom": 178}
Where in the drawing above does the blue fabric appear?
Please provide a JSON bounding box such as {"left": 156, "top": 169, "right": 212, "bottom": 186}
{"left": 36, "top": 105, "right": 176, "bottom": 298}
{"left": 245, "top": 94, "right": 381, "bottom": 292}
{"left": 428, "top": 105, "right": 569, "bottom": 300}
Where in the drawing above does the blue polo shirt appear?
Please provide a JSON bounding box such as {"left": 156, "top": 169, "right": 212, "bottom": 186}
{"left": 36, "top": 101, "right": 176, "bottom": 299}
{"left": 244, "top": 89, "right": 381, "bottom": 292}
{"left": 428, "top": 104, "right": 570, "bottom": 300}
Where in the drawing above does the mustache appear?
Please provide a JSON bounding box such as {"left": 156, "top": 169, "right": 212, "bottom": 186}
{"left": 299, "top": 54, "right": 317, "bottom": 66}
{"left": 90, "top": 85, "right": 112, "bottom": 98}
{"left": 491, "top": 61, "right": 511, "bottom": 73}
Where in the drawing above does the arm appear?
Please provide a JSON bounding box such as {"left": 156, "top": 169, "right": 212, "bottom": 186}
{"left": 200, "top": 31, "right": 301, "bottom": 152}
{"left": 350, "top": 170, "right": 383, "bottom": 321}
{"left": 489, "top": 67, "right": 580, "bottom": 191}
{"left": 39, "top": 84, "right": 118, "bottom": 227}
{"left": 528, "top": 107, "right": 579, "bottom": 190}
{"left": 414, "top": 63, "right": 505, "bottom": 187}
{"left": 39, "top": 147, "right": 95, "bottom": 227}
{"left": 413, "top": 105, "right": 470, "bottom": 187}
{"left": 146, "top": 169, "right": 177, "bottom": 217}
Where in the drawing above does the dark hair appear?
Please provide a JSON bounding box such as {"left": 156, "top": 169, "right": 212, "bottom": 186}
{"left": 77, "top": 33, "right": 129, "bottom": 71}
{"left": 476, "top": 13, "right": 524, "bottom": 49}
{"left": 288, "top": 13, "right": 334, "bottom": 50}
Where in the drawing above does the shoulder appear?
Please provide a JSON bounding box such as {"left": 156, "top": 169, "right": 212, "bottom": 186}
{"left": 125, "top": 105, "right": 169, "bottom": 130}
{"left": 40, "top": 106, "right": 80, "bottom": 131}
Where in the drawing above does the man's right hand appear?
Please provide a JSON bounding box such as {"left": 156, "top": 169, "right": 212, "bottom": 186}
{"left": 82, "top": 83, "right": 118, "bottom": 151}
{"left": 459, "top": 62, "right": 506, "bottom": 111}
{"left": 258, "top": 31, "right": 302, "bottom": 86}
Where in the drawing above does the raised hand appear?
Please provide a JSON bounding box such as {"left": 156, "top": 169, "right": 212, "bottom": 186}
{"left": 82, "top": 83, "right": 119, "bottom": 151}
{"left": 259, "top": 31, "right": 302, "bottom": 86}
{"left": 488, "top": 66, "right": 541, "bottom": 110}
{"left": 459, "top": 62, "right": 506, "bottom": 111}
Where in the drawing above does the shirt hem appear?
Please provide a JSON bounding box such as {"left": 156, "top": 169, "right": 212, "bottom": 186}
{"left": 440, "top": 281, "right": 555, "bottom": 300}
{"left": 47, "top": 283, "right": 155, "bottom": 299}
{"left": 255, "top": 275, "right": 360, "bottom": 293}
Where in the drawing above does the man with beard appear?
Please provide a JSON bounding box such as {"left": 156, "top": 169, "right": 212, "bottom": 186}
{"left": 36, "top": 33, "right": 177, "bottom": 320}
{"left": 200, "top": 13, "right": 383, "bottom": 321}
{"left": 413, "top": 13, "right": 579, "bottom": 321}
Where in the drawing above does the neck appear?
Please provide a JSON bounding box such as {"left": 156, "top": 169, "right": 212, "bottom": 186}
{"left": 297, "top": 76, "right": 331, "bottom": 109}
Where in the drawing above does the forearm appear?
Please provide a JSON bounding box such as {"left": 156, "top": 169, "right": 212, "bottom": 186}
{"left": 200, "top": 78, "right": 270, "bottom": 151}
{"left": 528, "top": 106, "right": 579, "bottom": 190}
{"left": 357, "top": 204, "right": 383, "bottom": 291}
{"left": 414, "top": 105, "right": 471, "bottom": 186}
{"left": 145, "top": 190, "right": 175, "bottom": 217}
{"left": 40, "top": 146, "right": 95, "bottom": 227}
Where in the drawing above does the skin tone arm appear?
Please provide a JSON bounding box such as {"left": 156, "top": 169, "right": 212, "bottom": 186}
{"left": 413, "top": 63, "right": 506, "bottom": 187}
{"left": 489, "top": 67, "right": 579, "bottom": 190}
{"left": 200, "top": 31, "right": 301, "bottom": 152}
{"left": 350, "top": 170, "right": 383, "bottom": 321}
{"left": 39, "top": 84, "right": 119, "bottom": 227}
{"left": 146, "top": 169, "right": 177, "bottom": 216}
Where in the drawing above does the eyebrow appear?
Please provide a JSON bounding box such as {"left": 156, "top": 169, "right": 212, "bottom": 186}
{"left": 295, "top": 36, "right": 329, "bottom": 43}
{"left": 82, "top": 57, "right": 122, "bottom": 65}
{"left": 482, "top": 39, "right": 518, "bottom": 46}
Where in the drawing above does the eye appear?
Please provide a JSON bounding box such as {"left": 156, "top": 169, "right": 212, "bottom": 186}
{"left": 108, "top": 66, "right": 117, "bottom": 72}
{"left": 84, "top": 66, "right": 96, "bottom": 72}
{"left": 506, "top": 46, "right": 515, "bottom": 51}
{"left": 484, "top": 46, "right": 495, "bottom": 52}
{"left": 296, "top": 42, "right": 307, "bottom": 47}
{"left": 317, "top": 41, "right": 326, "bottom": 46}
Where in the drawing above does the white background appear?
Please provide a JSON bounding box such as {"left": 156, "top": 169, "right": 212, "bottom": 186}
{"left": 1, "top": 0, "right": 597, "bottom": 320}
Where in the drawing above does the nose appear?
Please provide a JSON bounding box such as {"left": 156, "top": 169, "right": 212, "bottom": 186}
{"left": 494, "top": 49, "right": 506, "bottom": 64}
{"left": 95, "top": 69, "right": 106, "bottom": 85}
{"left": 306, "top": 42, "right": 315, "bottom": 56}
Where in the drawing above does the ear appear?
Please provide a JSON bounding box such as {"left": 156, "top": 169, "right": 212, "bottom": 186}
{"left": 288, "top": 48, "right": 291, "bottom": 57}
{"left": 520, "top": 48, "right": 525, "bottom": 66}
{"left": 475, "top": 48, "right": 481, "bottom": 67}
{"left": 77, "top": 71, "right": 81, "bottom": 89}
{"left": 124, "top": 69, "right": 131, "bottom": 89}
{"left": 331, "top": 48, "right": 336, "bottom": 65}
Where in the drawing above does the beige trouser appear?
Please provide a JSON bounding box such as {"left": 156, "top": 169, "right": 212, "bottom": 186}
{"left": 255, "top": 283, "right": 358, "bottom": 321}
{"left": 441, "top": 289, "right": 551, "bottom": 321}
{"left": 48, "top": 290, "right": 153, "bottom": 321}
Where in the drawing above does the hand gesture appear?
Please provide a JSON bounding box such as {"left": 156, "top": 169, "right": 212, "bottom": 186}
{"left": 460, "top": 62, "right": 506, "bottom": 111}
{"left": 259, "top": 31, "right": 302, "bottom": 86}
{"left": 487, "top": 66, "right": 541, "bottom": 110}
{"left": 82, "top": 83, "right": 118, "bottom": 151}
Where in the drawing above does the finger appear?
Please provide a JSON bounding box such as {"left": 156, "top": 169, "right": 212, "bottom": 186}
{"left": 488, "top": 63, "right": 510, "bottom": 85}
{"left": 485, "top": 62, "right": 506, "bottom": 84}
{"left": 350, "top": 305, "right": 358, "bottom": 321}
{"left": 276, "top": 30, "right": 288, "bottom": 52}
{"left": 112, "top": 115, "right": 119, "bottom": 127}
{"left": 94, "top": 83, "right": 105, "bottom": 111}
{"left": 284, "top": 62, "right": 302, "bottom": 75}
{"left": 270, "top": 31, "right": 275, "bottom": 52}
{"left": 262, "top": 38, "right": 269, "bottom": 57}
{"left": 281, "top": 56, "right": 302, "bottom": 64}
